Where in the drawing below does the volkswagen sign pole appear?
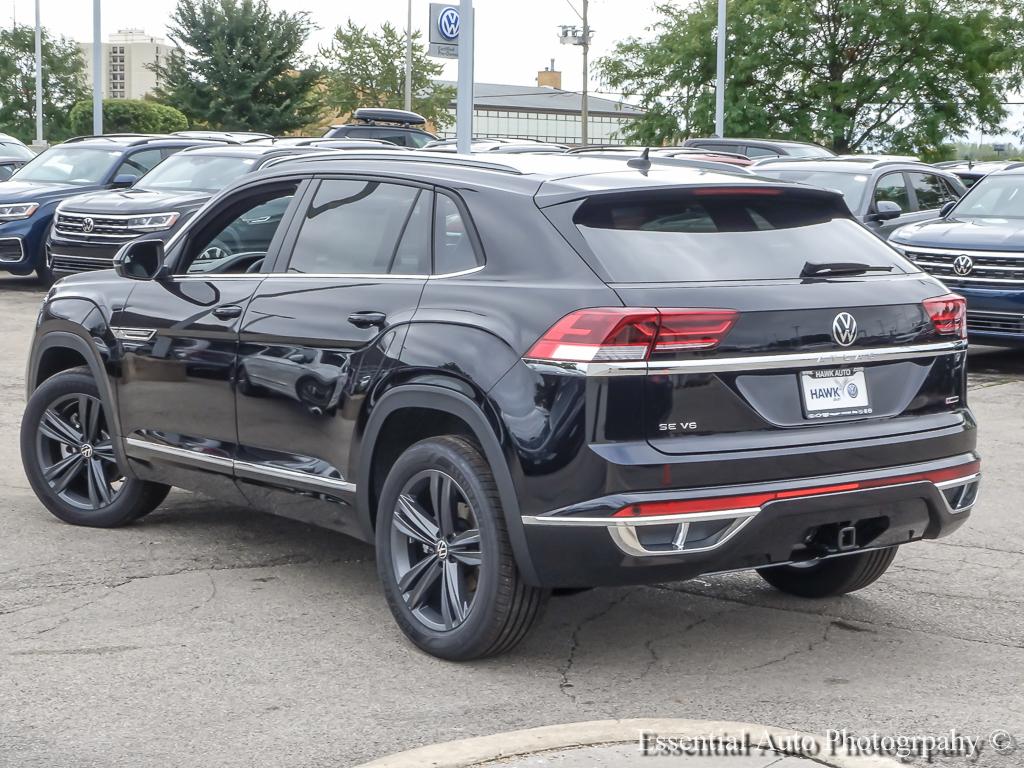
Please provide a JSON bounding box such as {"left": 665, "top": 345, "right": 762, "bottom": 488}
{"left": 456, "top": 0, "right": 474, "bottom": 154}
{"left": 93, "top": 0, "right": 103, "bottom": 134}
{"left": 714, "top": 0, "right": 726, "bottom": 137}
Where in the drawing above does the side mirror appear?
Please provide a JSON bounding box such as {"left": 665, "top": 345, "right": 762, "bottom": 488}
{"left": 939, "top": 201, "right": 956, "bottom": 218}
{"left": 112, "top": 173, "right": 139, "bottom": 188}
{"left": 114, "top": 239, "right": 169, "bottom": 281}
{"left": 868, "top": 200, "right": 903, "bottom": 222}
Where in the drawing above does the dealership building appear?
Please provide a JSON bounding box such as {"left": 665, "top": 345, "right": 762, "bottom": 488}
{"left": 434, "top": 66, "right": 644, "bottom": 145}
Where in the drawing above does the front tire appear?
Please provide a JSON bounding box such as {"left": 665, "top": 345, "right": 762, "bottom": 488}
{"left": 375, "top": 436, "right": 548, "bottom": 660}
{"left": 20, "top": 368, "right": 170, "bottom": 527}
{"left": 756, "top": 547, "right": 899, "bottom": 598}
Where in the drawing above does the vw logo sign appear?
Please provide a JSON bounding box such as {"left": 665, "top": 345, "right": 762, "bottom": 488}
{"left": 846, "top": 382, "right": 859, "bottom": 398}
{"left": 952, "top": 254, "right": 974, "bottom": 277}
{"left": 82, "top": 217, "right": 95, "bottom": 234}
{"left": 832, "top": 312, "right": 858, "bottom": 347}
{"left": 438, "top": 6, "right": 460, "bottom": 40}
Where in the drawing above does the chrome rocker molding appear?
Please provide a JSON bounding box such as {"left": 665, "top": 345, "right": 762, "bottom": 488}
{"left": 524, "top": 467, "right": 981, "bottom": 558}
{"left": 125, "top": 437, "right": 356, "bottom": 493}
{"left": 523, "top": 339, "right": 967, "bottom": 377}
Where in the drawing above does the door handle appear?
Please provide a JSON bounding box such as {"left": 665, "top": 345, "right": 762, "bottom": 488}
{"left": 347, "top": 311, "right": 387, "bottom": 329}
{"left": 212, "top": 305, "right": 243, "bottom": 320}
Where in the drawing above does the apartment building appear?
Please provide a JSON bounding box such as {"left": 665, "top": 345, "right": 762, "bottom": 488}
{"left": 80, "top": 29, "right": 174, "bottom": 100}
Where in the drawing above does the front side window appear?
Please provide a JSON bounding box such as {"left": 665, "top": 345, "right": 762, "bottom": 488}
{"left": 13, "top": 146, "right": 121, "bottom": 184}
{"left": 180, "top": 186, "right": 297, "bottom": 275}
{"left": 287, "top": 179, "right": 429, "bottom": 275}
{"left": 874, "top": 172, "right": 910, "bottom": 211}
{"left": 909, "top": 172, "right": 956, "bottom": 210}
{"left": 754, "top": 169, "right": 869, "bottom": 209}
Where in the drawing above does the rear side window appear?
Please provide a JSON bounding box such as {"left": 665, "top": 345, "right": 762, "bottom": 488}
{"left": 287, "top": 179, "right": 430, "bottom": 275}
{"left": 434, "top": 193, "right": 482, "bottom": 274}
{"left": 572, "top": 191, "right": 915, "bottom": 282}
{"left": 745, "top": 146, "right": 780, "bottom": 158}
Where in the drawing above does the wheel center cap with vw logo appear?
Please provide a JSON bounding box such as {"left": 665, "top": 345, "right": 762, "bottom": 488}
{"left": 832, "top": 312, "right": 858, "bottom": 347}
{"left": 435, "top": 540, "right": 450, "bottom": 561}
{"left": 952, "top": 254, "right": 974, "bottom": 277}
{"left": 438, "top": 6, "right": 460, "bottom": 40}
{"left": 82, "top": 217, "right": 95, "bottom": 234}
{"left": 80, "top": 444, "right": 95, "bottom": 459}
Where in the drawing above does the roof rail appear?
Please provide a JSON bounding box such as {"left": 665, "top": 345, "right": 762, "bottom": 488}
{"left": 260, "top": 150, "right": 524, "bottom": 175}
{"left": 63, "top": 133, "right": 155, "bottom": 144}
{"left": 1002, "top": 162, "right": 1024, "bottom": 171}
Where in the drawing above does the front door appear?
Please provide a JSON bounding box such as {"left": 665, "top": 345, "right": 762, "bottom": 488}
{"left": 234, "top": 177, "right": 433, "bottom": 534}
{"left": 113, "top": 179, "right": 304, "bottom": 501}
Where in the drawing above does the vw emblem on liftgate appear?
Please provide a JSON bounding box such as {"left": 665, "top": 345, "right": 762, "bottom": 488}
{"left": 82, "top": 217, "right": 95, "bottom": 234}
{"left": 953, "top": 253, "right": 974, "bottom": 277}
{"left": 438, "top": 6, "right": 460, "bottom": 40}
{"left": 832, "top": 312, "right": 858, "bottom": 347}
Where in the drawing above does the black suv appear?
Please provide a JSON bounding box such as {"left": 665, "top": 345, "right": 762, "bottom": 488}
{"left": 21, "top": 152, "right": 980, "bottom": 660}
{"left": 323, "top": 108, "right": 436, "bottom": 148}
{"left": 47, "top": 144, "right": 340, "bottom": 277}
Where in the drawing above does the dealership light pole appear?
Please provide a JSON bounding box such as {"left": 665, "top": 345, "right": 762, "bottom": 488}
{"left": 455, "top": 0, "right": 474, "bottom": 154}
{"left": 714, "top": 0, "right": 726, "bottom": 137}
{"left": 33, "top": 0, "right": 43, "bottom": 144}
{"left": 559, "top": 1, "right": 592, "bottom": 146}
{"left": 92, "top": 0, "right": 102, "bottom": 134}
{"left": 404, "top": 0, "right": 413, "bottom": 111}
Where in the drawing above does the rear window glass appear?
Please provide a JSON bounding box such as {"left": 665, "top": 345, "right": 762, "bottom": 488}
{"left": 573, "top": 191, "right": 915, "bottom": 282}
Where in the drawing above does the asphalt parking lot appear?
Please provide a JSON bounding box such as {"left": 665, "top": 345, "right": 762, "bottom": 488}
{"left": 1, "top": 274, "right": 1021, "bottom": 768}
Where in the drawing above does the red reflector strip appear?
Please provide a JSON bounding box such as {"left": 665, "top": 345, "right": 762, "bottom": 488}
{"left": 612, "top": 461, "right": 980, "bottom": 517}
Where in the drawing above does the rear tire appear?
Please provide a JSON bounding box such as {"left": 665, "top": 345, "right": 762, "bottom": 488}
{"left": 20, "top": 368, "right": 170, "bottom": 528}
{"left": 375, "top": 436, "right": 548, "bottom": 660}
{"left": 756, "top": 547, "right": 898, "bottom": 598}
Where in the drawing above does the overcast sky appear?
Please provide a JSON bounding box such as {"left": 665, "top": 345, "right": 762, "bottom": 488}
{"left": 20, "top": 0, "right": 663, "bottom": 97}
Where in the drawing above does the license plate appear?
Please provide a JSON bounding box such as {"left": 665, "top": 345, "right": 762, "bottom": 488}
{"left": 800, "top": 367, "right": 872, "bottom": 419}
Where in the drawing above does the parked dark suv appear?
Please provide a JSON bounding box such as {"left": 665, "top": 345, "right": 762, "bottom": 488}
{"left": 323, "top": 108, "right": 436, "bottom": 148}
{"left": 755, "top": 157, "right": 966, "bottom": 239}
{"left": 46, "top": 144, "right": 333, "bottom": 277}
{"left": 0, "top": 135, "right": 217, "bottom": 283}
{"left": 21, "top": 152, "right": 980, "bottom": 660}
{"left": 888, "top": 164, "right": 1024, "bottom": 344}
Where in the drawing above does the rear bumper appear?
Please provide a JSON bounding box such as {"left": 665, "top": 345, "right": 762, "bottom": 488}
{"left": 520, "top": 454, "right": 979, "bottom": 587}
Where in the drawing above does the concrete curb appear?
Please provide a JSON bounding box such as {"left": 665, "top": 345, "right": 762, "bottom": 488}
{"left": 355, "top": 719, "right": 904, "bottom": 767}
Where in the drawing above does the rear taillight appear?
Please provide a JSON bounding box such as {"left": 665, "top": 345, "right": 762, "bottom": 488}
{"left": 526, "top": 308, "right": 738, "bottom": 362}
{"left": 924, "top": 294, "right": 966, "bottom": 338}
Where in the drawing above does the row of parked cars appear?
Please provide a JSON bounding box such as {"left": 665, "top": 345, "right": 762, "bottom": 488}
{"left": 0, "top": 112, "right": 1021, "bottom": 348}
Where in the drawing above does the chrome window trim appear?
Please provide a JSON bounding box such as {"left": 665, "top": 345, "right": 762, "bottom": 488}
{"left": 172, "top": 265, "right": 486, "bottom": 281}
{"left": 523, "top": 339, "right": 966, "bottom": 377}
{"left": 125, "top": 437, "right": 356, "bottom": 493}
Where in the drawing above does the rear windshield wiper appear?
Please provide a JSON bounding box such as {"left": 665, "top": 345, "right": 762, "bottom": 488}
{"left": 800, "top": 261, "right": 895, "bottom": 278}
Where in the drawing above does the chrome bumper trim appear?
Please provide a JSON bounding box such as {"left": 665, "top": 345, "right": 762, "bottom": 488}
{"left": 523, "top": 339, "right": 966, "bottom": 377}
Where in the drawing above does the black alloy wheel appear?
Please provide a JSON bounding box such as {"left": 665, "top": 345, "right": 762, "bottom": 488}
{"left": 21, "top": 368, "right": 170, "bottom": 527}
{"left": 376, "top": 436, "right": 548, "bottom": 660}
{"left": 390, "top": 468, "right": 483, "bottom": 631}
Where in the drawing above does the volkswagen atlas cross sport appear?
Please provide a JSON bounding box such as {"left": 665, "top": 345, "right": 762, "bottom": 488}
{"left": 888, "top": 164, "right": 1024, "bottom": 344}
{"left": 20, "top": 151, "right": 981, "bottom": 661}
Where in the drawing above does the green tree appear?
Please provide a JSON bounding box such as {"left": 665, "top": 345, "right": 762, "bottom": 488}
{"left": 154, "top": 0, "right": 323, "bottom": 134}
{"left": 322, "top": 21, "right": 455, "bottom": 129}
{"left": 69, "top": 99, "right": 189, "bottom": 136}
{"left": 596, "top": 0, "right": 1024, "bottom": 155}
{"left": 0, "top": 24, "right": 87, "bottom": 142}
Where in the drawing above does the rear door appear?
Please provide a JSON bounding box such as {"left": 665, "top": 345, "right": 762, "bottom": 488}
{"left": 555, "top": 187, "right": 967, "bottom": 457}
{"left": 233, "top": 176, "right": 432, "bottom": 533}
{"left": 907, "top": 171, "right": 960, "bottom": 221}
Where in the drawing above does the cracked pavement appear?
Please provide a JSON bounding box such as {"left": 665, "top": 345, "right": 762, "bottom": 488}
{"left": 1, "top": 275, "right": 1022, "bottom": 767}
